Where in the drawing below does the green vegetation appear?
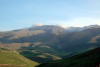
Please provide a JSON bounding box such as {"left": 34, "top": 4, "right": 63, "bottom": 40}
{"left": 36, "top": 47, "right": 100, "bottom": 67}
{"left": 18, "top": 47, "right": 62, "bottom": 63}
{"left": 0, "top": 49, "right": 39, "bottom": 67}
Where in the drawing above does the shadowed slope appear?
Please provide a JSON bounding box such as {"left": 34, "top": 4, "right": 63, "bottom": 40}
{"left": 36, "top": 47, "right": 100, "bottom": 67}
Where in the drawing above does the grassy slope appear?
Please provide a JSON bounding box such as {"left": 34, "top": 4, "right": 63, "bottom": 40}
{"left": 0, "top": 49, "right": 39, "bottom": 67}
{"left": 36, "top": 47, "right": 100, "bottom": 67}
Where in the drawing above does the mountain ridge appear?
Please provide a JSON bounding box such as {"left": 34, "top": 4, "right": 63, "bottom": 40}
{"left": 1, "top": 24, "right": 99, "bottom": 33}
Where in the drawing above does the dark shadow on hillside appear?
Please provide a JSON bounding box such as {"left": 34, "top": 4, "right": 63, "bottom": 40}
{"left": 4, "top": 34, "right": 55, "bottom": 43}
{"left": 29, "top": 43, "right": 33, "bottom": 47}
{"left": 62, "top": 52, "right": 77, "bottom": 58}
{"left": 29, "top": 56, "right": 52, "bottom": 63}
{"left": 0, "top": 35, "right": 13, "bottom": 43}
{"left": 19, "top": 46, "right": 57, "bottom": 63}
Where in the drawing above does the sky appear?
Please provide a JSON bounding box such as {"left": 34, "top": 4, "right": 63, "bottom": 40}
{"left": 0, "top": 0, "right": 100, "bottom": 31}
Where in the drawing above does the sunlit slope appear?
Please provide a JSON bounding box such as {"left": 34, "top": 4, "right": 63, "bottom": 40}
{"left": 36, "top": 47, "right": 100, "bottom": 67}
{"left": 0, "top": 49, "right": 39, "bottom": 67}
{"left": 0, "top": 25, "right": 65, "bottom": 49}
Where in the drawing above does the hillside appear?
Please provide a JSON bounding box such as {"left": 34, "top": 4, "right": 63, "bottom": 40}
{"left": 0, "top": 49, "right": 39, "bottom": 67}
{"left": 36, "top": 47, "right": 100, "bottom": 67}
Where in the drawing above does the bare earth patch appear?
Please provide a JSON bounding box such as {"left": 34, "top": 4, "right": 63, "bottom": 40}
{"left": 0, "top": 64, "right": 27, "bottom": 67}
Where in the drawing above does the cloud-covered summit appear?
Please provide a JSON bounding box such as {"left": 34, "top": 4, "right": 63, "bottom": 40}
{"left": 32, "top": 23, "right": 44, "bottom": 27}
{"left": 57, "top": 24, "right": 68, "bottom": 29}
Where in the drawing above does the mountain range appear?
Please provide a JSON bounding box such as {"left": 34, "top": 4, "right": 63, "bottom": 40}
{"left": 0, "top": 24, "right": 100, "bottom": 64}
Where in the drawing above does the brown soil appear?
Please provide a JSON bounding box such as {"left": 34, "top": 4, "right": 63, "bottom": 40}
{"left": 0, "top": 64, "right": 26, "bottom": 67}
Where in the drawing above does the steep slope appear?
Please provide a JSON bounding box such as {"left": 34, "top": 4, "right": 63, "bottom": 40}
{"left": 0, "top": 49, "right": 39, "bottom": 67}
{"left": 36, "top": 47, "right": 100, "bottom": 67}
{"left": 29, "top": 25, "right": 66, "bottom": 34}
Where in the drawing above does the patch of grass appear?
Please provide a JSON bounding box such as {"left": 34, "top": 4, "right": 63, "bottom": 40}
{"left": 0, "top": 49, "right": 39, "bottom": 67}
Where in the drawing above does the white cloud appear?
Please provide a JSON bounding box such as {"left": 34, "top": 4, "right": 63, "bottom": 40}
{"left": 57, "top": 24, "right": 68, "bottom": 29}
{"left": 32, "top": 23, "right": 44, "bottom": 27}
{"left": 32, "top": 18, "right": 100, "bottom": 28}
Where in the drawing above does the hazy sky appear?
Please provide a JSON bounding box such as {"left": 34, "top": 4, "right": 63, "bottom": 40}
{"left": 0, "top": 0, "right": 100, "bottom": 31}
